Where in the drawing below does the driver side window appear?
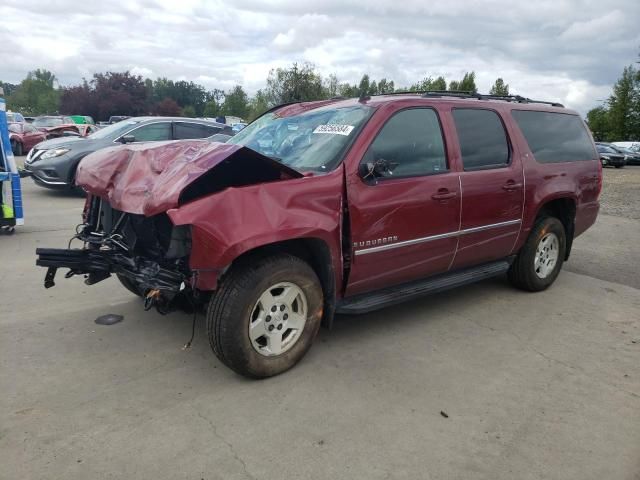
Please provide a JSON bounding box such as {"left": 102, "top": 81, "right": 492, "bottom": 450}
{"left": 363, "top": 108, "right": 448, "bottom": 178}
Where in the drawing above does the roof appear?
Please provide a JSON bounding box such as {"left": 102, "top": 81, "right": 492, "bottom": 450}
{"left": 273, "top": 92, "right": 573, "bottom": 117}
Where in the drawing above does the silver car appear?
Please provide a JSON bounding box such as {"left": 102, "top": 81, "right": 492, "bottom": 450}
{"left": 24, "top": 117, "right": 227, "bottom": 190}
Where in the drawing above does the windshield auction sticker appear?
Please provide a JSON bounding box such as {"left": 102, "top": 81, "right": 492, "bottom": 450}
{"left": 313, "top": 124, "right": 354, "bottom": 136}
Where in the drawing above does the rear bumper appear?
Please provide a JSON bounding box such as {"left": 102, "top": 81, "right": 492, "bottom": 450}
{"left": 35, "top": 247, "right": 185, "bottom": 296}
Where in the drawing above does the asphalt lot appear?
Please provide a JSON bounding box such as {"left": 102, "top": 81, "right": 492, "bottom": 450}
{"left": 1, "top": 162, "right": 639, "bottom": 480}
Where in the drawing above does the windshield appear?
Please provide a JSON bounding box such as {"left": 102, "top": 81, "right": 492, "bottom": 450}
{"left": 87, "top": 119, "right": 141, "bottom": 140}
{"left": 228, "top": 104, "right": 372, "bottom": 172}
{"left": 34, "top": 117, "right": 64, "bottom": 127}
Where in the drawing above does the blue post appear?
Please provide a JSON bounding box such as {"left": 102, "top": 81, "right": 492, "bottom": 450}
{"left": 0, "top": 93, "right": 24, "bottom": 228}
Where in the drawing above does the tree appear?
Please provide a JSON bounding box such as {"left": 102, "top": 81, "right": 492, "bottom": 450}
{"left": 265, "top": 63, "right": 326, "bottom": 106}
{"left": 586, "top": 106, "right": 610, "bottom": 141}
{"left": 222, "top": 85, "right": 249, "bottom": 118}
{"left": 154, "top": 97, "right": 182, "bottom": 116}
{"left": 323, "top": 74, "right": 339, "bottom": 98}
{"left": 458, "top": 72, "right": 477, "bottom": 93}
{"left": 0, "top": 81, "right": 17, "bottom": 98}
{"left": 607, "top": 65, "right": 639, "bottom": 140}
{"left": 203, "top": 88, "right": 225, "bottom": 118}
{"left": 60, "top": 80, "right": 96, "bottom": 117}
{"left": 410, "top": 75, "right": 447, "bottom": 92}
{"left": 7, "top": 69, "right": 60, "bottom": 115}
{"left": 377, "top": 78, "right": 395, "bottom": 94}
{"left": 248, "top": 89, "right": 270, "bottom": 121}
{"left": 489, "top": 78, "right": 509, "bottom": 96}
{"left": 91, "top": 71, "right": 148, "bottom": 120}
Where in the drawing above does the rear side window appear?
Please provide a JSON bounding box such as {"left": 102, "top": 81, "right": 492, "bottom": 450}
{"left": 174, "top": 122, "right": 220, "bottom": 140}
{"left": 512, "top": 111, "right": 596, "bottom": 163}
{"left": 452, "top": 109, "right": 510, "bottom": 170}
{"left": 130, "top": 122, "right": 172, "bottom": 142}
{"left": 363, "top": 108, "right": 447, "bottom": 178}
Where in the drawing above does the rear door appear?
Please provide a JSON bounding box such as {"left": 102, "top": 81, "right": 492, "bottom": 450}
{"left": 346, "top": 106, "right": 460, "bottom": 296}
{"left": 448, "top": 108, "right": 524, "bottom": 269}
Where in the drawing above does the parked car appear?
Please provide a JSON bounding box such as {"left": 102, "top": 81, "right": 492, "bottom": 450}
{"left": 35, "top": 93, "right": 601, "bottom": 378}
{"left": 231, "top": 122, "right": 247, "bottom": 132}
{"left": 611, "top": 141, "right": 640, "bottom": 153}
{"left": 6, "top": 111, "right": 25, "bottom": 123}
{"left": 608, "top": 144, "right": 640, "bottom": 165}
{"left": 8, "top": 122, "right": 47, "bottom": 156}
{"left": 70, "top": 115, "right": 95, "bottom": 125}
{"left": 595, "top": 143, "right": 626, "bottom": 168}
{"left": 33, "top": 115, "right": 78, "bottom": 138}
{"left": 24, "top": 117, "right": 226, "bottom": 190}
{"left": 108, "top": 115, "right": 130, "bottom": 124}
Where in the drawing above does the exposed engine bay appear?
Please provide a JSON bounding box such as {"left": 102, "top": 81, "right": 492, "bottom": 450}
{"left": 36, "top": 195, "right": 192, "bottom": 313}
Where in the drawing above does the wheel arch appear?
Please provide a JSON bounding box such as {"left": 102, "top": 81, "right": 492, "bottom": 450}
{"left": 533, "top": 196, "right": 576, "bottom": 260}
{"left": 226, "top": 237, "right": 337, "bottom": 328}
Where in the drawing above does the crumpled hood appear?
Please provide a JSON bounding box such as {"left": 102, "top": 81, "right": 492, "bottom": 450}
{"left": 76, "top": 140, "right": 303, "bottom": 217}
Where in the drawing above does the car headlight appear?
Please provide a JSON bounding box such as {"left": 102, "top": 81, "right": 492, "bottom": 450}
{"left": 601, "top": 155, "right": 610, "bottom": 160}
{"left": 41, "top": 148, "right": 70, "bottom": 159}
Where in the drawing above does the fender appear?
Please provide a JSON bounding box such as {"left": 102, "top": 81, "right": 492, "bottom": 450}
{"left": 168, "top": 167, "right": 345, "bottom": 291}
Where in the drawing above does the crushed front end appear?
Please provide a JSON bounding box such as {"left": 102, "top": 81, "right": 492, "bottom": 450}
{"left": 36, "top": 195, "right": 193, "bottom": 313}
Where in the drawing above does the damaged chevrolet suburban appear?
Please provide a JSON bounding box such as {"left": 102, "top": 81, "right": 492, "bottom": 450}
{"left": 36, "top": 92, "right": 601, "bottom": 378}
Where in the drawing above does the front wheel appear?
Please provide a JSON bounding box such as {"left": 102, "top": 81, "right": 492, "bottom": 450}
{"left": 508, "top": 216, "right": 566, "bottom": 292}
{"left": 614, "top": 164, "right": 624, "bottom": 169}
{"left": 207, "top": 254, "right": 323, "bottom": 378}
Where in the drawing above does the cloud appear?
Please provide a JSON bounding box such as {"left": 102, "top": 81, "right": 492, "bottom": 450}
{"left": 1, "top": 0, "right": 638, "bottom": 115}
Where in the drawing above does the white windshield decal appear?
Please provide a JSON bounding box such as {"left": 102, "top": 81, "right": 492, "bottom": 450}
{"left": 313, "top": 124, "right": 354, "bottom": 136}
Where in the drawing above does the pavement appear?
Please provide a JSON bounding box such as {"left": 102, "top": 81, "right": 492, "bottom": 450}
{"left": 1, "top": 167, "right": 639, "bottom": 480}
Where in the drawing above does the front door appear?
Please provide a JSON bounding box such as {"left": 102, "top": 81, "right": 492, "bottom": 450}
{"left": 346, "top": 107, "right": 461, "bottom": 296}
{"left": 448, "top": 108, "right": 524, "bottom": 269}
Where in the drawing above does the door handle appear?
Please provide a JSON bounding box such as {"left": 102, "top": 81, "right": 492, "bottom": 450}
{"left": 431, "top": 189, "right": 457, "bottom": 201}
{"left": 502, "top": 181, "right": 523, "bottom": 192}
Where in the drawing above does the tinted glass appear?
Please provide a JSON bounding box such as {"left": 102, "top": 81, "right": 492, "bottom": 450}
{"left": 363, "top": 108, "right": 447, "bottom": 178}
{"left": 453, "top": 109, "right": 509, "bottom": 170}
{"left": 174, "top": 122, "right": 220, "bottom": 140}
{"left": 596, "top": 145, "right": 616, "bottom": 154}
{"left": 130, "top": 122, "right": 172, "bottom": 142}
{"left": 512, "top": 111, "right": 596, "bottom": 163}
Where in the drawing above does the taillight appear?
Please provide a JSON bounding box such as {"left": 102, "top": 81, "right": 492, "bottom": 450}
{"left": 596, "top": 160, "right": 603, "bottom": 199}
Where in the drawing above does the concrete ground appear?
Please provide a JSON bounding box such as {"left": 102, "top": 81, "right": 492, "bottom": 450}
{"left": 1, "top": 166, "right": 639, "bottom": 480}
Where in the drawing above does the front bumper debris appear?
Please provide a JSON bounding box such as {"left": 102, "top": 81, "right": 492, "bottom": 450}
{"left": 36, "top": 247, "right": 186, "bottom": 297}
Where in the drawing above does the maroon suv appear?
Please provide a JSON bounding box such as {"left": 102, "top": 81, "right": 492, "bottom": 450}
{"left": 36, "top": 92, "right": 601, "bottom": 378}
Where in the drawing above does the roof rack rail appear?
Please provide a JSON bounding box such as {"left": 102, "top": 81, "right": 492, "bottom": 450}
{"left": 420, "top": 91, "right": 564, "bottom": 108}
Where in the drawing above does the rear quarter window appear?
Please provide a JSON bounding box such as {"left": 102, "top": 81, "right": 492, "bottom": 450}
{"left": 512, "top": 110, "right": 596, "bottom": 163}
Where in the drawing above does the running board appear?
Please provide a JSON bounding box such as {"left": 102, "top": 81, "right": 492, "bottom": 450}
{"left": 336, "top": 259, "right": 512, "bottom": 315}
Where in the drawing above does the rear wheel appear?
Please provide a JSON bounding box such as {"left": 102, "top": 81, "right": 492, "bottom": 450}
{"left": 11, "top": 140, "right": 23, "bottom": 156}
{"left": 614, "top": 164, "right": 624, "bottom": 169}
{"left": 207, "top": 254, "right": 323, "bottom": 378}
{"left": 508, "top": 216, "right": 566, "bottom": 292}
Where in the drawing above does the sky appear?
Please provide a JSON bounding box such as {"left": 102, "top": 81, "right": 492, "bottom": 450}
{"left": 1, "top": 0, "right": 638, "bottom": 115}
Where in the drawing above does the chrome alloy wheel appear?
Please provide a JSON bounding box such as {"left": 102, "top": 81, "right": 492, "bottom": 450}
{"left": 249, "top": 282, "right": 308, "bottom": 356}
{"left": 534, "top": 232, "right": 560, "bottom": 279}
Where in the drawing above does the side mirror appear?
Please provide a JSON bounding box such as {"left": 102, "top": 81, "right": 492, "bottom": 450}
{"left": 360, "top": 157, "right": 399, "bottom": 183}
{"left": 120, "top": 134, "right": 135, "bottom": 144}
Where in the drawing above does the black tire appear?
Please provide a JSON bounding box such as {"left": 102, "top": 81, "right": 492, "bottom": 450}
{"left": 614, "top": 165, "right": 624, "bottom": 169}
{"left": 207, "top": 254, "right": 323, "bottom": 378}
{"left": 508, "top": 216, "right": 566, "bottom": 292}
{"left": 11, "top": 140, "right": 23, "bottom": 156}
{"left": 116, "top": 273, "right": 143, "bottom": 297}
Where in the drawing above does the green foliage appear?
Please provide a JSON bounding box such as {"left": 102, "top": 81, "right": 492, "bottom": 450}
{"left": 586, "top": 64, "right": 640, "bottom": 141}
{"left": 182, "top": 105, "right": 196, "bottom": 117}
{"left": 409, "top": 76, "right": 447, "bottom": 92}
{"left": 222, "top": 85, "right": 249, "bottom": 118}
{"left": 155, "top": 97, "right": 183, "bottom": 116}
{"left": 247, "top": 89, "right": 270, "bottom": 122}
{"left": 7, "top": 69, "right": 60, "bottom": 115}
{"left": 489, "top": 78, "right": 509, "bottom": 96}
{"left": 265, "top": 62, "right": 326, "bottom": 105}
{"left": 586, "top": 106, "right": 610, "bottom": 141}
